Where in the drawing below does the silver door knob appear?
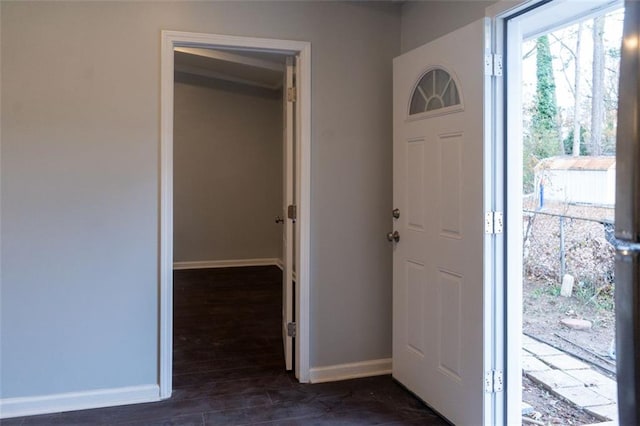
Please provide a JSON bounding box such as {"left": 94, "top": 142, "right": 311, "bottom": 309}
{"left": 275, "top": 216, "right": 284, "bottom": 224}
{"left": 386, "top": 231, "right": 400, "bottom": 242}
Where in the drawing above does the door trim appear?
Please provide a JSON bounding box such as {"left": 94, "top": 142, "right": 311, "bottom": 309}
{"left": 159, "top": 31, "right": 312, "bottom": 398}
{"left": 487, "top": 0, "right": 624, "bottom": 423}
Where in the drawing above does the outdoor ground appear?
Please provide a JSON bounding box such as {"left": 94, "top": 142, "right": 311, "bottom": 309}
{"left": 523, "top": 277, "right": 616, "bottom": 374}
{"left": 523, "top": 375, "right": 601, "bottom": 425}
{"left": 521, "top": 199, "right": 616, "bottom": 425}
{"left": 522, "top": 279, "right": 616, "bottom": 425}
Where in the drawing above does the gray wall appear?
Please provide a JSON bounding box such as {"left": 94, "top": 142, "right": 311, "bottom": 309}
{"left": 0, "top": 1, "right": 399, "bottom": 399}
{"left": 173, "top": 75, "right": 283, "bottom": 263}
{"left": 401, "top": 1, "right": 496, "bottom": 53}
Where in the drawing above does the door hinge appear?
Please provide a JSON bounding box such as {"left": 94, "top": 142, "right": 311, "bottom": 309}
{"left": 485, "top": 211, "right": 503, "bottom": 235}
{"left": 287, "top": 322, "right": 297, "bottom": 338}
{"left": 287, "top": 204, "right": 297, "bottom": 222}
{"left": 287, "top": 87, "right": 297, "bottom": 102}
{"left": 484, "top": 53, "right": 503, "bottom": 77}
{"left": 485, "top": 370, "right": 504, "bottom": 393}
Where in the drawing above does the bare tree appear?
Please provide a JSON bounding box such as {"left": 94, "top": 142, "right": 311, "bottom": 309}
{"left": 591, "top": 15, "right": 605, "bottom": 155}
{"left": 572, "top": 22, "right": 583, "bottom": 156}
{"left": 549, "top": 25, "right": 584, "bottom": 156}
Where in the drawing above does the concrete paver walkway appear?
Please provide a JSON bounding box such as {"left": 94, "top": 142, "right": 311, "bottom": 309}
{"left": 522, "top": 335, "right": 617, "bottom": 423}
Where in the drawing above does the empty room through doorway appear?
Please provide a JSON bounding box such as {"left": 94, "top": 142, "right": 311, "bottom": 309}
{"left": 172, "top": 47, "right": 290, "bottom": 385}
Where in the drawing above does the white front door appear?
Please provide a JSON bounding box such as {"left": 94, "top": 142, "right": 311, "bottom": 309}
{"left": 392, "top": 19, "right": 492, "bottom": 425}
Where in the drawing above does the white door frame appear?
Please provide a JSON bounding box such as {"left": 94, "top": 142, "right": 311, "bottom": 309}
{"left": 487, "top": 1, "right": 623, "bottom": 423}
{"left": 486, "top": 3, "right": 530, "bottom": 424}
{"left": 159, "top": 31, "right": 312, "bottom": 398}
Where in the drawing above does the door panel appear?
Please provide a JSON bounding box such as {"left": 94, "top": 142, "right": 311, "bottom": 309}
{"left": 438, "top": 268, "right": 462, "bottom": 379}
{"left": 439, "top": 134, "right": 462, "bottom": 238}
{"left": 406, "top": 260, "right": 425, "bottom": 355}
{"left": 392, "top": 19, "right": 488, "bottom": 425}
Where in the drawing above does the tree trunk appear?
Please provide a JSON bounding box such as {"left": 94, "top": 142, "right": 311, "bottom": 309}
{"left": 572, "top": 22, "right": 583, "bottom": 156}
{"left": 591, "top": 16, "right": 605, "bottom": 156}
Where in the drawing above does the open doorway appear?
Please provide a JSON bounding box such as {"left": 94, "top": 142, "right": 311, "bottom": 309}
{"left": 159, "top": 32, "right": 312, "bottom": 398}
{"left": 171, "top": 47, "right": 292, "bottom": 392}
{"left": 172, "top": 48, "right": 289, "bottom": 276}
{"left": 499, "top": 1, "right": 624, "bottom": 424}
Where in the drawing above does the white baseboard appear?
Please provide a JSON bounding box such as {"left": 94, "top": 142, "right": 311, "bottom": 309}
{"left": 0, "top": 384, "right": 159, "bottom": 419}
{"left": 309, "top": 358, "right": 392, "bottom": 384}
{"left": 173, "top": 258, "right": 281, "bottom": 270}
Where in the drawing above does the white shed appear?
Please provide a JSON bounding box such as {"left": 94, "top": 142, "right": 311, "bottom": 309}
{"left": 535, "top": 156, "right": 616, "bottom": 206}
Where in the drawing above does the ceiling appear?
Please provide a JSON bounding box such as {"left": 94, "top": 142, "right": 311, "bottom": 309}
{"left": 174, "top": 47, "right": 287, "bottom": 90}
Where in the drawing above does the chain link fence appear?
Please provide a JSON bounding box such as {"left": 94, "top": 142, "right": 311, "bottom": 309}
{"left": 523, "top": 209, "right": 616, "bottom": 303}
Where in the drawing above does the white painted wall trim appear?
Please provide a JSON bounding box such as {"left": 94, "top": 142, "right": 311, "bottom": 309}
{"left": 0, "top": 385, "right": 159, "bottom": 419}
{"left": 173, "top": 258, "right": 281, "bottom": 270}
{"left": 296, "top": 40, "right": 312, "bottom": 384}
{"left": 503, "top": 18, "right": 524, "bottom": 424}
{"left": 159, "top": 30, "right": 175, "bottom": 400}
{"left": 485, "top": 5, "right": 541, "bottom": 425}
{"left": 308, "top": 359, "right": 392, "bottom": 384}
{"left": 160, "top": 31, "right": 312, "bottom": 398}
{"left": 481, "top": 15, "right": 502, "bottom": 426}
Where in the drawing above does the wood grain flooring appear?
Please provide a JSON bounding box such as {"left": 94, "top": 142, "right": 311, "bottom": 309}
{"left": 1, "top": 266, "right": 449, "bottom": 425}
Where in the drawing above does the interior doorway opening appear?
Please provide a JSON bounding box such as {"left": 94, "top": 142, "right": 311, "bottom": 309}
{"left": 172, "top": 47, "right": 289, "bottom": 275}
{"left": 171, "top": 46, "right": 293, "bottom": 390}
{"left": 501, "top": 1, "right": 624, "bottom": 424}
{"left": 160, "top": 32, "right": 312, "bottom": 398}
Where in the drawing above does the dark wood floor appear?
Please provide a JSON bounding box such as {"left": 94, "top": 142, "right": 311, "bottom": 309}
{"left": 2, "top": 266, "right": 448, "bottom": 425}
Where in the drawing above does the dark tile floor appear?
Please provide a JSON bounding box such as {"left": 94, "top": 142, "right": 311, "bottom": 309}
{"left": 1, "top": 266, "right": 449, "bottom": 425}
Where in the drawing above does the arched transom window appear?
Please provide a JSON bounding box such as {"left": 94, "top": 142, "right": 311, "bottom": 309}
{"left": 409, "top": 67, "right": 462, "bottom": 116}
